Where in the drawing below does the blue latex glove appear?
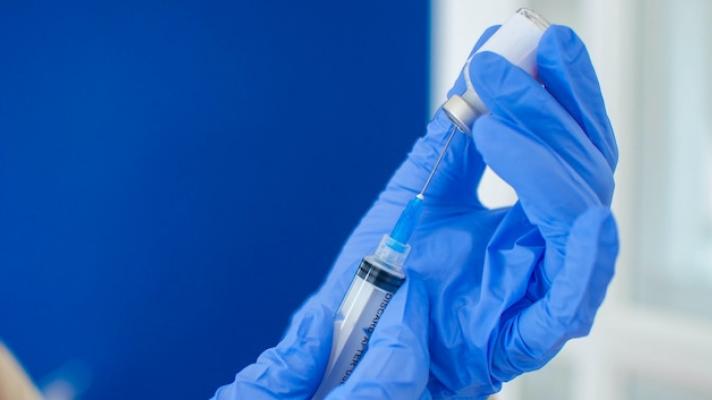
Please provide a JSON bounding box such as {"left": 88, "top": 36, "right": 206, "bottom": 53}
{"left": 212, "top": 24, "right": 619, "bottom": 399}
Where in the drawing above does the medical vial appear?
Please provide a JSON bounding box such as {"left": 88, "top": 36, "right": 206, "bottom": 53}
{"left": 442, "top": 8, "right": 550, "bottom": 133}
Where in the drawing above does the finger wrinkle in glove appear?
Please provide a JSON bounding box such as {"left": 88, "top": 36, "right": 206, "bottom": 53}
{"left": 472, "top": 55, "right": 613, "bottom": 204}
{"left": 470, "top": 52, "right": 535, "bottom": 107}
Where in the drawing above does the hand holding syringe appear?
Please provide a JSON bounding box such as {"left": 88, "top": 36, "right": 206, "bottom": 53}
{"left": 312, "top": 9, "right": 551, "bottom": 398}
{"left": 217, "top": 9, "right": 619, "bottom": 399}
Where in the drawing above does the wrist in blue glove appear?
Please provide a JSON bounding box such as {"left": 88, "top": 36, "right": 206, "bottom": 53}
{"left": 212, "top": 24, "right": 619, "bottom": 400}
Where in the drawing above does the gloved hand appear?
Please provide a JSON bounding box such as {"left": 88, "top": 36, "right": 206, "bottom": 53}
{"left": 210, "top": 274, "right": 430, "bottom": 399}
{"left": 419, "top": 24, "right": 620, "bottom": 397}
{"left": 212, "top": 24, "right": 619, "bottom": 400}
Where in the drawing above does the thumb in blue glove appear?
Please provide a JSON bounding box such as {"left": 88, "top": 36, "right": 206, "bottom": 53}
{"left": 210, "top": 301, "right": 333, "bottom": 399}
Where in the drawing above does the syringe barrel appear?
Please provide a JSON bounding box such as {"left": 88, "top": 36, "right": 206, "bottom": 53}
{"left": 442, "top": 8, "right": 550, "bottom": 133}
{"left": 312, "top": 255, "right": 405, "bottom": 399}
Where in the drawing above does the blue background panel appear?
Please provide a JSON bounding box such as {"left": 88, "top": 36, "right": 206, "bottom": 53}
{"left": 0, "top": 1, "right": 429, "bottom": 398}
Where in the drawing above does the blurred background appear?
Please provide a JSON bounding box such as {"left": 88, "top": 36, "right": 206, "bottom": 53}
{"left": 432, "top": 1, "right": 712, "bottom": 399}
{"left": 0, "top": 1, "right": 428, "bottom": 399}
{"left": 2, "top": 0, "right": 711, "bottom": 399}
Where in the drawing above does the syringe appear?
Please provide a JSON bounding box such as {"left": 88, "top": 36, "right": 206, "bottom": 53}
{"left": 312, "top": 8, "right": 549, "bottom": 399}
{"left": 311, "top": 127, "right": 456, "bottom": 400}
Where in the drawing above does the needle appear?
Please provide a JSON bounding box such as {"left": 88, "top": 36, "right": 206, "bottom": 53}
{"left": 418, "top": 125, "right": 458, "bottom": 197}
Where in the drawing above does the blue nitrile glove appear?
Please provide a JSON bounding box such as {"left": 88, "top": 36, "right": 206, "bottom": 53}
{"left": 212, "top": 24, "right": 619, "bottom": 400}
{"left": 417, "top": 25, "right": 619, "bottom": 398}
{"left": 210, "top": 276, "right": 430, "bottom": 400}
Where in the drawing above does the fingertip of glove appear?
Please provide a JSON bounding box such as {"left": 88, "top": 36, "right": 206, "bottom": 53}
{"left": 448, "top": 25, "right": 502, "bottom": 99}
{"left": 287, "top": 303, "right": 334, "bottom": 347}
{"left": 539, "top": 25, "right": 586, "bottom": 65}
{"left": 597, "top": 209, "right": 619, "bottom": 253}
{"left": 310, "top": 304, "right": 335, "bottom": 333}
{"left": 571, "top": 207, "right": 620, "bottom": 257}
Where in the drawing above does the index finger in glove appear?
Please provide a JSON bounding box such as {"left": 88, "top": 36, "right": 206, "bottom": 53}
{"left": 472, "top": 115, "right": 603, "bottom": 233}
{"left": 537, "top": 26, "right": 618, "bottom": 169}
{"left": 470, "top": 51, "right": 614, "bottom": 205}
